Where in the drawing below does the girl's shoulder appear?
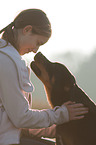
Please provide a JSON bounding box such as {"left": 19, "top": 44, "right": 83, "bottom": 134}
{"left": 0, "top": 43, "right": 34, "bottom": 92}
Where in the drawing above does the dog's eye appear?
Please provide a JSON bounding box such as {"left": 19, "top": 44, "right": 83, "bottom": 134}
{"left": 64, "top": 86, "right": 70, "bottom": 92}
{"left": 51, "top": 76, "right": 55, "bottom": 84}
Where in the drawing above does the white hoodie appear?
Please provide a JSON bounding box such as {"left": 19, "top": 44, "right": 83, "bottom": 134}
{"left": 0, "top": 39, "right": 69, "bottom": 145}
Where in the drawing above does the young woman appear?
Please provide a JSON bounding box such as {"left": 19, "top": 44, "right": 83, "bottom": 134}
{"left": 0, "top": 9, "right": 88, "bottom": 145}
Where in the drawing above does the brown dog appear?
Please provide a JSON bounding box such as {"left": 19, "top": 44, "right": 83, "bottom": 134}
{"left": 30, "top": 52, "right": 96, "bottom": 145}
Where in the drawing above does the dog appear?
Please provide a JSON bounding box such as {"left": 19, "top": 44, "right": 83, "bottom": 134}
{"left": 30, "top": 52, "right": 96, "bottom": 145}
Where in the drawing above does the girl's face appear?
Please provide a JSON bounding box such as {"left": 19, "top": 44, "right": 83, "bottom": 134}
{"left": 17, "top": 25, "right": 49, "bottom": 55}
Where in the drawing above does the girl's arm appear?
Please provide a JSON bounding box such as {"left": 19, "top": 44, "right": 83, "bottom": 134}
{"left": 0, "top": 53, "right": 69, "bottom": 129}
{"left": 21, "top": 124, "right": 56, "bottom": 138}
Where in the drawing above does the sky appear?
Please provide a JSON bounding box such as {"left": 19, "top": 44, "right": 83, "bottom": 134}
{"left": 0, "top": 0, "right": 96, "bottom": 59}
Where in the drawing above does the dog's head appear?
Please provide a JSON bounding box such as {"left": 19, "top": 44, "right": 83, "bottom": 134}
{"left": 30, "top": 52, "right": 76, "bottom": 107}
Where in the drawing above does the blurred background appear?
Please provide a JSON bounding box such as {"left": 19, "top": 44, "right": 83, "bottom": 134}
{"left": 1, "top": 0, "right": 96, "bottom": 109}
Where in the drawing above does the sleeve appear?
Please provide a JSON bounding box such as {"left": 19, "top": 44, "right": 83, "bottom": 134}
{"left": 21, "top": 124, "right": 56, "bottom": 138}
{"left": 0, "top": 53, "right": 69, "bottom": 129}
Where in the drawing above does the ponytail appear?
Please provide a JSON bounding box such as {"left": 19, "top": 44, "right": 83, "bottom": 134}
{"left": 0, "top": 22, "right": 14, "bottom": 34}
{"left": 0, "top": 22, "right": 16, "bottom": 48}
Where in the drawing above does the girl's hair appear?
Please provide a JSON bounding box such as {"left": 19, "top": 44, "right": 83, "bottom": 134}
{"left": 0, "top": 9, "right": 52, "bottom": 48}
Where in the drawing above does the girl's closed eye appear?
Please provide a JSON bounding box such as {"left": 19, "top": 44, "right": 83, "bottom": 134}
{"left": 37, "top": 42, "right": 43, "bottom": 47}
{"left": 37, "top": 42, "right": 40, "bottom": 46}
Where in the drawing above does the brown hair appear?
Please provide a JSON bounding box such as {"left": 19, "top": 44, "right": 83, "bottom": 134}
{"left": 0, "top": 9, "right": 52, "bottom": 48}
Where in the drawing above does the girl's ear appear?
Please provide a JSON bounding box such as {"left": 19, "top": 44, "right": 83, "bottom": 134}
{"left": 23, "top": 25, "right": 32, "bottom": 34}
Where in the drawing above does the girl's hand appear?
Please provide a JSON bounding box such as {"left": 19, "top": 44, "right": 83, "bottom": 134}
{"left": 63, "top": 101, "right": 89, "bottom": 121}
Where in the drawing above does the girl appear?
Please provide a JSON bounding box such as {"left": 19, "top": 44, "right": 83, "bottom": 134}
{"left": 0, "top": 9, "right": 88, "bottom": 145}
